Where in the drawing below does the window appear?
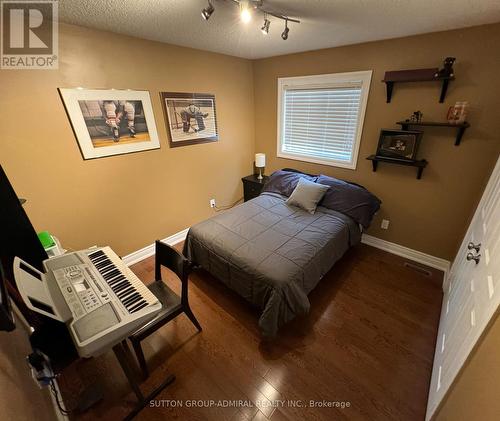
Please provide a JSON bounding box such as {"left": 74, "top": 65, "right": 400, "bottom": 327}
{"left": 277, "top": 71, "right": 372, "bottom": 169}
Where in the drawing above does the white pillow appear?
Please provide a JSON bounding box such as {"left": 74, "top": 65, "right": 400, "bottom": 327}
{"left": 286, "top": 177, "right": 329, "bottom": 214}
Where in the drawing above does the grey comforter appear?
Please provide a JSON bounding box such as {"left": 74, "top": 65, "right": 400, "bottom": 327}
{"left": 183, "top": 192, "right": 361, "bottom": 337}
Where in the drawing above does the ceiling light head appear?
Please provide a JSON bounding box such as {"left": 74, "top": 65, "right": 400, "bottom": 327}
{"left": 281, "top": 20, "right": 289, "bottom": 40}
{"left": 261, "top": 17, "right": 270, "bottom": 35}
{"left": 201, "top": 1, "right": 215, "bottom": 20}
{"left": 240, "top": 0, "right": 252, "bottom": 23}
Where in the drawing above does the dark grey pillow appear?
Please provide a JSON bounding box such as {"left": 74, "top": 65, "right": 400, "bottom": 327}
{"left": 317, "top": 174, "right": 381, "bottom": 228}
{"left": 262, "top": 170, "right": 317, "bottom": 197}
{"left": 286, "top": 177, "right": 329, "bottom": 214}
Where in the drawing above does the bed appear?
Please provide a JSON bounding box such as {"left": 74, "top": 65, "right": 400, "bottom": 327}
{"left": 183, "top": 169, "right": 380, "bottom": 337}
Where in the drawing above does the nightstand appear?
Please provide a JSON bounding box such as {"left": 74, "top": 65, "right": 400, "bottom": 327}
{"left": 242, "top": 174, "right": 269, "bottom": 202}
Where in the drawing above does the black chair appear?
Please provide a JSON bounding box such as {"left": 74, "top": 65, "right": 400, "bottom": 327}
{"left": 128, "top": 240, "right": 202, "bottom": 378}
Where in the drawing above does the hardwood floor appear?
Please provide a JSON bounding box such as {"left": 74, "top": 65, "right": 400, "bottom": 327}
{"left": 60, "top": 243, "right": 443, "bottom": 421}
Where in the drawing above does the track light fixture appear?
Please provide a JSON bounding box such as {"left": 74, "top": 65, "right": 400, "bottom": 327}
{"left": 201, "top": 1, "right": 299, "bottom": 40}
{"left": 281, "top": 20, "right": 289, "bottom": 40}
{"left": 261, "top": 15, "right": 270, "bottom": 35}
{"left": 239, "top": 0, "right": 252, "bottom": 23}
{"left": 201, "top": 1, "right": 215, "bottom": 20}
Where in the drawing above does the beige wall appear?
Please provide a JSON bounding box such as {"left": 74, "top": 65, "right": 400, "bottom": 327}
{"left": 434, "top": 313, "right": 500, "bottom": 421}
{"left": 0, "top": 23, "right": 255, "bottom": 257}
{"left": 0, "top": 319, "right": 56, "bottom": 421}
{"left": 1, "top": 22, "right": 499, "bottom": 261}
{"left": 253, "top": 23, "right": 500, "bottom": 260}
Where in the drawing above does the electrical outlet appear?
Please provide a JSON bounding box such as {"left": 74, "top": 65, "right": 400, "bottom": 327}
{"left": 209, "top": 198, "right": 216, "bottom": 208}
{"left": 381, "top": 219, "right": 390, "bottom": 230}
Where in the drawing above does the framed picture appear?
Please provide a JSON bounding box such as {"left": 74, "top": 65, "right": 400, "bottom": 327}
{"left": 58, "top": 88, "right": 161, "bottom": 160}
{"left": 160, "top": 92, "right": 218, "bottom": 147}
{"left": 376, "top": 129, "right": 423, "bottom": 161}
{"left": 446, "top": 101, "right": 469, "bottom": 125}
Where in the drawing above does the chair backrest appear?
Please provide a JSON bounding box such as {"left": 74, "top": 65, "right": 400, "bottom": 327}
{"left": 154, "top": 240, "right": 189, "bottom": 284}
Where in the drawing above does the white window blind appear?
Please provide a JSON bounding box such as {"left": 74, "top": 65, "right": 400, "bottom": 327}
{"left": 277, "top": 71, "right": 372, "bottom": 169}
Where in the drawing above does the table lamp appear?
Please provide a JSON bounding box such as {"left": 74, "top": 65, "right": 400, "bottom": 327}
{"left": 255, "top": 153, "right": 266, "bottom": 180}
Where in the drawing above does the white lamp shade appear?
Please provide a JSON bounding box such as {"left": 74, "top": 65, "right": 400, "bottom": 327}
{"left": 255, "top": 153, "right": 266, "bottom": 168}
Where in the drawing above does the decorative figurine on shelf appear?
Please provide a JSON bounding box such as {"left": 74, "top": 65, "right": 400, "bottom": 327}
{"left": 406, "top": 110, "right": 423, "bottom": 123}
{"left": 434, "top": 57, "right": 456, "bottom": 78}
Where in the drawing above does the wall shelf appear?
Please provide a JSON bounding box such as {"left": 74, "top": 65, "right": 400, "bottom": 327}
{"left": 396, "top": 121, "right": 470, "bottom": 146}
{"left": 382, "top": 68, "right": 454, "bottom": 103}
{"left": 367, "top": 155, "right": 428, "bottom": 179}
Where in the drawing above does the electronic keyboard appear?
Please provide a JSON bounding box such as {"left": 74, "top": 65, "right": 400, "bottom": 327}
{"left": 14, "top": 247, "right": 162, "bottom": 357}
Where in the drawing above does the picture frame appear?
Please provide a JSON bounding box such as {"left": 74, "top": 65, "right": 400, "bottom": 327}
{"left": 446, "top": 101, "right": 469, "bottom": 125}
{"left": 160, "top": 92, "right": 218, "bottom": 147}
{"left": 58, "top": 88, "right": 161, "bottom": 160}
{"left": 376, "top": 129, "right": 423, "bottom": 161}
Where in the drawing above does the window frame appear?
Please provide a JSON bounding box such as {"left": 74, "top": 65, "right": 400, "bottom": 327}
{"left": 276, "top": 70, "right": 372, "bottom": 170}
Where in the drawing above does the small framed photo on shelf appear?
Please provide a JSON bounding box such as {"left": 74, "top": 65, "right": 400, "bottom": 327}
{"left": 160, "top": 92, "right": 218, "bottom": 147}
{"left": 59, "top": 88, "right": 161, "bottom": 160}
{"left": 376, "top": 129, "right": 423, "bottom": 161}
{"left": 446, "top": 101, "right": 469, "bottom": 125}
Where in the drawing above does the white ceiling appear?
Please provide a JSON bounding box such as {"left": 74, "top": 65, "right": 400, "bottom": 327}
{"left": 59, "top": 0, "right": 500, "bottom": 59}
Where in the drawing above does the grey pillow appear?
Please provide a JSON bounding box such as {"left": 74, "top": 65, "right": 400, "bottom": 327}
{"left": 286, "top": 177, "right": 329, "bottom": 214}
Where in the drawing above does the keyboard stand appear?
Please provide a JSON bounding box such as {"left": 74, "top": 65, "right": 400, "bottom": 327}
{"left": 112, "top": 341, "right": 175, "bottom": 420}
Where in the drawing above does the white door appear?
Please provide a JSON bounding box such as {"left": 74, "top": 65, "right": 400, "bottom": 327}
{"left": 426, "top": 155, "right": 500, "bottom": 420}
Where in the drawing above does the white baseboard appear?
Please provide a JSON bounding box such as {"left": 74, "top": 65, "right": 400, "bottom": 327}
{"left": 362, "top": 234, "right": 450, "bottom": 276}
{"left": 122, "top": 229, "right": 450, "bottom": 282}
{"left": 122, "top": 228, "right": 189, "bottom": 266}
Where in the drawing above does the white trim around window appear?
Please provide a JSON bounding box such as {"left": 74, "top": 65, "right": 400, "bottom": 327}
{"left": 277, "top": 70, "right": 372, "bottom": 170}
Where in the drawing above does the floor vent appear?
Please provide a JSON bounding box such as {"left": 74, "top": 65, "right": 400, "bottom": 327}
{"left": 404, "top": 262, "right": 432, "bottom": 277}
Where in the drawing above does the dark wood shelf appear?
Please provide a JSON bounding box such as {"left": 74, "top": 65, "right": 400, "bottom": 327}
{"left": 367, "top": 155, "right": 428, "bottom": 179}
{"left": 396, "top": 121, "right": 470, "bottom": 145}
{"left": 382, "top": 68, "right": 454, "bottom": 103}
